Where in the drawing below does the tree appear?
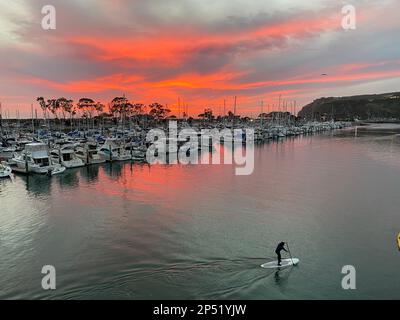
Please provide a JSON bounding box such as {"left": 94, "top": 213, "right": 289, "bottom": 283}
{"left": 60, "top": 98, "right": 75, "bottom": 129}
{"left": 47, "top": 98, "right": 60, "bottom": 119}
{"left": 110, "top": 97, "right": 133, "bottom": 119}
{"left": 36, "top": 97, "right": 48, "bottom": 127}
{"left": 109, "top": 96, "right": 134, "bottom": 130}
{"left": 94, "top": 102, "right": 105, "bottom": 117}
{"left": 130, "top": 103, "right": 145, "bottom": 124}
{"left": 57, "top": 97, "right": 74, "bottom": 122}
{"left": 132, "top": 103, "right": 145, "bottom": 116}
{"left": 148, "top": 103, "right": 171, "bottom": 121}
{"left": 77, "top": 98, "right": 97, "bottom": 130}
{"left": 198, "top": 108, "right": 214, "bottom": 122}
{"left": 37, "top": 97, "right": 47, "bottom": 118}
{"left": 77, "top": 98, "right": 95, "bottom": 118}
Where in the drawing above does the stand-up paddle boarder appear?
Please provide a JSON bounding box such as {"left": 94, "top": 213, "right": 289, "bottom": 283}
{"left": 275, "top": 242, "right": 288, "bottom": 266}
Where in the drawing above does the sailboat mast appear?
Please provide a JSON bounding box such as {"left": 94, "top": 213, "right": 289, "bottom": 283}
{"left": 261, "top": 100, "right": 264, "bottom": 127}
{"left": 233, "top": 96, "right": 237, "bottom": 128}
{"left": 0, "top": 102, "right": 3, "bottom": 136}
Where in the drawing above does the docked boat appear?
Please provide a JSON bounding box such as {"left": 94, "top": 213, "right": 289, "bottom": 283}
{"left": 125, "top": 145, "right": 146, "bottom": 161}
{"left": 51, "top": 144, "right": 85, "bottom": 168}
{"left": 98, "top": 138, "right": 132, "bottom": 162}
{"left": 0, "top": 146, "right": 16, "bottom": 160}
{"left": 8, "top": 143, "right": 66, "bottom": 175}
{"left": 75, "top": 142, "right": 105, "bottom": 165}
{"left": 0, "top": 162, "right": 12, "bottom": 178}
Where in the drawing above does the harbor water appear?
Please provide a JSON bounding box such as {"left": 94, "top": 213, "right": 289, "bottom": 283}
{"left": 1, "top": 124, "right": 400, "bottom": 299}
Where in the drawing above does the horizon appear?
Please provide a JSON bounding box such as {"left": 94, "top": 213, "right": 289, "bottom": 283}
{"left": 0, "top": 89, "right": 399, "bottom": 120}
{"left": 1, "top": 0, "right": 399, "bottom": 117}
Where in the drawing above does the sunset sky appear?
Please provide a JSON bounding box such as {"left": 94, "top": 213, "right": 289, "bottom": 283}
{"left": 0, "top": 0, "right": 399, "bottom": 117}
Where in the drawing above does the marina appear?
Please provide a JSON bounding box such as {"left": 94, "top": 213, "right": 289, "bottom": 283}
{"left": 1, "top": 123, "right": 400, "bottom": 299}
{"left": 0, "top": 113, "right": 350, "bottom": 176}
{"left": 1, "top": 0, "right": 399, "bottom": 305}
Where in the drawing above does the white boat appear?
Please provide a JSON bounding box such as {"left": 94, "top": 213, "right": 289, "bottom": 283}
{"left": 75, "top": 142, "right": 105, "bottom": 165}
{"left": 125, "top": 142, "right": 147, "bottom": 161}
{"left": 9, "top": 143, "right": 66, "bottom": 175}
{"left": 128, "top": 147, "right": 146, "bottom": 161}
{"left": 0, "top": 146, "right": 16, "bottom": 160}
{"left": 0, "top": 162, "right": 12, "bottom": 178}
{"left": 51, "top": 144, "right": 85, "bottom": 168}
{"left": 98, "top": 138, "right": 132, "bottom": 162}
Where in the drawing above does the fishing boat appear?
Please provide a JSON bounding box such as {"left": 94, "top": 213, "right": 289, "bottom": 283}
{"left": 0, "top": 162, "right": 12, "bottom": 178}
{"left": 8, "top": 143, "right": 66, "bottom": 175}
{"left": 98, "top": 138, "right": 132, "bottom": 162}
{"left": 124, "top": 142, "right": 146, "bottom": 162}
{"left": 75, "top": 142, "right": 105, "bottom": 165}
{"left": 0, "top": 146, "right": 16, "bottom": 160}
{"left": 50, "top": 144, "right": 85, "bottom": 168}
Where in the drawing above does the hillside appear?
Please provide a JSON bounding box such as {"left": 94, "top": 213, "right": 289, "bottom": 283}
{"left": 298, "top": 92, "right": 400, "bottom": 121}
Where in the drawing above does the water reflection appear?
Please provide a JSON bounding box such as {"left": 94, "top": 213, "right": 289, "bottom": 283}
{"left": 24, "top": 174, "right": 53, "bottom": 196}
{"left": 79, "top": 165, "right": 100, "bottom": 184}
{"left": 102, "top": 162, "right": 125, "bottom": 179}
{"left": 57, "top": 169, "right": 80, "bottom": 190}
{"left": 274, "top": 267, "right": 294, "bottom": 287}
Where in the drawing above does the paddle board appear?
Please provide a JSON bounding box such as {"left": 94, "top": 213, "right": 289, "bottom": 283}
{"left": 261, "top": 258, "right": 299, "bottom": 269}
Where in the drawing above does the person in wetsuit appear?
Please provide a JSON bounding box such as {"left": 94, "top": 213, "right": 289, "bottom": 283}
{"left": 275, "top": 242, "right": 288, "bottom": 266}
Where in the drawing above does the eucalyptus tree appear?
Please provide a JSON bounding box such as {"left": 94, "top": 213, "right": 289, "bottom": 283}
{"left": 36, "top": 97, "right": 48, "bottom": 127}
{"left": 110, "top": 96, "right": 134, "bottom": 130}
{"left": 77, "top": 98, "right": 96, "bottom": 130}
{"left": 148, "top": 103, "right": 171, "bottom": 123}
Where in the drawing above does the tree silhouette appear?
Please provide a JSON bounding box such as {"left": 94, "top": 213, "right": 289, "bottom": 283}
{"left": 148, "top": 103, "right": 170, "bottom": 121}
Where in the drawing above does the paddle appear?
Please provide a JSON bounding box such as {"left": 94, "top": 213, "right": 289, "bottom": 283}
{"left": 286, "top": 241, "right": 296, "bottom": 265}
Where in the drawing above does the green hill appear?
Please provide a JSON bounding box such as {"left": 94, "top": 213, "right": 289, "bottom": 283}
{"left": 298, "top": 92, "right": 400, "bottom": 121}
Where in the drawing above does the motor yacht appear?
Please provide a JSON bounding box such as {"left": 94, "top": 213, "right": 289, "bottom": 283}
{"left": 98, "top": 138, "right": 132, "bottom": 162}
{"left": 51, "top": 144, "right": 85, "bottom": 168}
{"left": 75, "top": 142, "right": 105, "bottom": 165}
{"left": 0, "top": 162, "right": 12, "bottom": 178}
{"left": 9, "top": 143, "right": 65, "bottom": 175}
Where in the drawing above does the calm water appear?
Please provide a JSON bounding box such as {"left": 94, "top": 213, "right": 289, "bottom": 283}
{"left": 1, "top": 124, "right": 400, "bottom": 299}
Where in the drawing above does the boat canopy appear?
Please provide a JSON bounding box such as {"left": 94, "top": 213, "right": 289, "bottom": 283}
{"left": 25, "top": 143, "right": 48, "bottom": 152}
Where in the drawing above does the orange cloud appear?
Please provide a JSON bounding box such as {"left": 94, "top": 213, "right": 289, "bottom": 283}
{"left": 24, "top": 74, "right": 143, "bottom": 93}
